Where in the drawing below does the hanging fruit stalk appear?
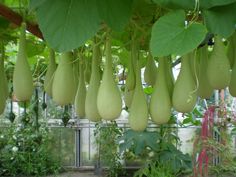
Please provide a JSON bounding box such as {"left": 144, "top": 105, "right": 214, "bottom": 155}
{"left": 44, "top": 48, "right": 57, "bottom": 97}
{"left": 85, "top": 41, "right": 102, "bottom": 122}
{"left": 52, "top": 52, "right": 76, "bottom": 106}
{"left": 172, "top": 52, "right": 198, "bottom": 113}
{"left": 13, "top": 22, "right": 34, "bottom": 101}
{"left": 128, "top": 59, "right": 148, "bottom": 131}
{"left": 75, "top": 53, "right": 86, "bottom": 118}
{"left": 150, "top": 57, "right": 171, "bottom": 124}
{"left": 97, "top": 35, "right": 122, "bottom": 120}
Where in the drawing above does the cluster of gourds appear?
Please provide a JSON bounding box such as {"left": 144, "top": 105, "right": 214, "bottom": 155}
{"left": 1, "top": 23, "right": 236, "bottom": 132}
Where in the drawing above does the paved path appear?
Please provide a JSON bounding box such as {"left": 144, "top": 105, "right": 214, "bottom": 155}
{"left": 47, "top": 172, "right": 98, "bottom": 177}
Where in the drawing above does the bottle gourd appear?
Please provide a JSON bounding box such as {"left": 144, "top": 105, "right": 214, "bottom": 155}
{"left": 0, "top": 57, "right": 7, "bottom": 114}
{"left": 128, "top": 60, "right": 148, "bottom": 131}
{"left": 172, "top": 52, "right": 197, "bottom": 113}
{"left": 227, "top": 32, "right": 236, "bottom": 68}
{"left": 52, "top": 52, "right": 76, "bottom": 106}
{"left": 97, "top": 37, "right": 122, "bottom": 120}
{"left": 197, "top": 46, "right": 213, "bottom": 99}
{"left": 44, "top": 48, "right": 57, "bottom": 97}
{"left": 75, "top": 55, "right": 86, "bottom": 118}
{"left": 207, "top": 36, "right": 231, "bottom": 90}
{"left": 124, "top": 41, "right": 137, "bottom": 108}
{"left": 150, "top": 57, "right": 171, "bottom": 124}
{"left": 144, "top": 53, "right": 157, "bottom": 86}
{"left": 164, "top": 56, "right": 174, "bottom": 99}
{"left": 85, "top": 43, "right": 102, "bottom": 122}
{"left": 13, "top": 23, "right": 34, "bottom": 101}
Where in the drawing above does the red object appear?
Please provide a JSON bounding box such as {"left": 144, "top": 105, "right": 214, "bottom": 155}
{"left": 0, "top": 3, "right": 43, "bottom": 39}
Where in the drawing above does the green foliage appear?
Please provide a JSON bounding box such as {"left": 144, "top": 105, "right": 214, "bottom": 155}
{"left": 0, "top": 121, "right": 61, "bottom": 176}
{"left": 203, "top": 3, "right": 236, "bottom": 38}
{"left": 119, "top": 129, "right": 192, "bottom": 176}
{"left": 134, "top": 162, "right": 174, "bottom": 177}
{"left": 97, "top": 0, "right": 133, "bottom": 31}
{"left": 150, "top": 10, "right": 207, "bottom": 57}
{"left": 94, "top": 121, "right": 124, "bottom": 177}
{"left": 35, "top": 0, "right": 101, "bottom": 52}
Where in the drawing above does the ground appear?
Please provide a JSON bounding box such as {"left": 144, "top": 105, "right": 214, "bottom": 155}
{"left": 48, "top": 172, "right": 98, "bottom": 177}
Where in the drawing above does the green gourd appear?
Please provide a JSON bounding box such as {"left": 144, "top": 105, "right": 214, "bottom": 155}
{"left": 124, "top": 88, "right": 134, "bottom": 108}
{"left": 172, "top": 53, "right": 197, "bottom": 113}
{"left": 150, "top": 57, "right": 171, "bottom": 124}
{"left": 13, "top": 23, "right": 34, "bottom": 101}
{"left": 75, "top": 56, "right": 86, "bottom": 118}
{"left": 97, "top": 37, "right": 122, "bottom": 120}
{"left": 227, "top": 32, "right": 236, "bottom": 68}
{"left": 72, "top": 53, "right": 79, "bottom": 103}
{"left": 0, "top": 58, "right": 6, "bottom": 114}
{"left": 84, "top": 58, "right": 91, "bottom": 84}
{"left": 128, "top": 60, "right": 148, "bottom": 131}
{"left": 229, "top": 58, "right": 236, "bottom": 96}
{"left": 44, "top": 48, "right": 57, "bottom": 97}
{"left": 124, "top": 43, "right": 137, "bottom": 108}
{"left": 126, "top": 41, "right": 137, "bottom": 91}
{"left": 144, "top": 53, "right": 157, "bottom": 86}
{"left": 85, "top": 43, "right": 102, "bottom": 122}
{"left": 197, "top": 46, "right": 214, "bottom": 99}
{"left": 52, "top": 52, "right": 76, "bottom": 106}
{"left": 0, "top": 49, "right": 9, "bottom": 100}
{"left": 207, "top": 36, "right": 231, "bottom": 90}
{"left": 164, "top": 56, "right": 174, "bottom": 99}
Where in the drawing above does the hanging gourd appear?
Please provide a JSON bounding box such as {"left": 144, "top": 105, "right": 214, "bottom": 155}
{"left": 228, "top": 33, "right": 236, "bottom": 96}
{"left": 97, "top": 36, "right": 122, "bottom": 120}
{"left": 44, "top": 48, "right": 57, "bottom": 97}
{"left": 13, "top": 22, "right": 34, "bottom": 101}
{"left": 150, "top": 57, "right": 171, "bottom": 124}
{"left": 172, "top": 52, "right": 198, "bottom": 113}
{"left": 85, "top": 42, "right": 102, "bottom": 122}
{"left": 84, "top": 57, "right": 92, "bottom": 84}
{"left": 164, "top": 56, "right": 174, "bottom": 99}
{"left": 0, "top": 57, "right": 6, "bottom": 115}
{"left": 144, "top": 53, "right": 157, "bottom": 86}
{"left": 72, "top": 50, "right": 79, "bottom": 103}
{"left": 52, "top": 52, "right": 76, "bottom": 106}
{"left": 124, "top": 40, "right": 136, "bottom": 108}
{"left": 0, "top": 46, "right": 9, "bottom": 100}
{"left": 197, "top": 46, "right": 214, "bottom": 99}
{"left": 75, "top": 54, "right": 86, "bottom": 118}
{"left": 128, "top": 59, "right": 148, "bottom": 131}
{"left": 207, "top": 36, "right": 231, "bottom": 90}
{"left": 227, "top": 32, "right": 236, "bottom": 68}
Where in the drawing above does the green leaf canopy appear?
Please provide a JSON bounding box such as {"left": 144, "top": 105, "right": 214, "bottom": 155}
{"left": 150, "top": 10, "right": 207, "bottom": 57}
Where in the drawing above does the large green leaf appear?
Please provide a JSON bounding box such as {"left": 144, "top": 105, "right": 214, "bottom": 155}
{"left": 118, "top": 129, "right": 160, "bottom": 155}
{"left": 153, "top": 0, "right": 236, "bottom": 10}
{"left": 150, "top": 10, "right": 207, "bottom": 57}
{"left": 203, "top": 3, "right": 236, "bottom": 38}
{"left": 29, "top": 0, "right": 47, "bottom": 10}
{"left": 96, "top": 0, "right": 133, "bottom": 31}
{"left": 35, "top": 0, "right": 101, "bottom": 52}
{"left": 152, "top": 0, "right": 195, "bottom": 10}
{"left": 200, "top": 0, "right": 236, "bottom": 9}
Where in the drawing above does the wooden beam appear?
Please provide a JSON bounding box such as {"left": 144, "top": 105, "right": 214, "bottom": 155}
{"left": 0, "top": 3, "right": 43, "bottom": 39}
